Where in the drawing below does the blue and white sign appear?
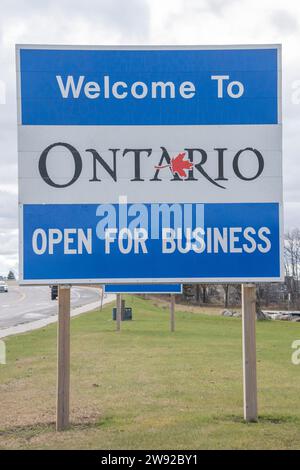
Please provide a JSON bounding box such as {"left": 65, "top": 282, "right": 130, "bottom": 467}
{"left": 17, "top": 45, "right": 283, "bottom": 284}
{"left": 19, "top": 47, "right": 278, "bottom": 126}
{"left": 104, "top": 284, "right": 182, "bottom": 294}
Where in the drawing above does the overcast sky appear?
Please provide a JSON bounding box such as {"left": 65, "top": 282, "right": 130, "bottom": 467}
{"left": 0, "top": 0, "right": 299, "bottom": 276}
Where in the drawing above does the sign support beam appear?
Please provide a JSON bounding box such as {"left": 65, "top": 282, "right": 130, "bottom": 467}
{"left": 56, "top": 285, "right": 71, "bottom": 431}
{"left": 116, "top": 293, "right": 122, "bottom": 331}
{"left": 242, "top": 283, "right": 258, "bottom": 422}
{"left": 170, "top": 294, "right": 175, "bottom": 332}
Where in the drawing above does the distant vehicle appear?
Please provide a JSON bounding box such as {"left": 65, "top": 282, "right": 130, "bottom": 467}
{"left": 50, "top": 285, "right": 58, "bottom": 300}
{"left": 0, "top": 282, "right": 8, "bottom": 293}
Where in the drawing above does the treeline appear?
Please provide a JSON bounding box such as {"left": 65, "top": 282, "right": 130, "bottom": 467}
{"left": 181, "top": 230, "right": 300, "bottom": 310}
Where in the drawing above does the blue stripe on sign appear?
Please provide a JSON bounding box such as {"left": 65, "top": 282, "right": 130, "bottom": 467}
{"left": 104, "top": 284, "right": 182, "bottom": 294}
{"left": 23, "top": 202, "right": 280, "bottom": 280}
{"left": 19, "top": 48, "right": 278, "bottom": 125}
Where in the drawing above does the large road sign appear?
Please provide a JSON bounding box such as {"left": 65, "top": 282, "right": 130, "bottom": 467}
{"left": 17, "top": 45, "right": 283, "bottom": 284}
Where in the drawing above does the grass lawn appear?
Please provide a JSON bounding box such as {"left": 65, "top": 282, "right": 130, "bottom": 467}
{"left": 0, "top": 295, "right": 300, "bottom": 450}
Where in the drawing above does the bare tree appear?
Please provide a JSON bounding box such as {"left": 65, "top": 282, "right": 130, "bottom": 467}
{"left": 222, "top": 284, "right": 230, "bottom": 308}
{"left": 284, "top": 229, "right": 300, "bottom": 305}
{"left": 200, "top": 284, "right": 208, "bottom": 303}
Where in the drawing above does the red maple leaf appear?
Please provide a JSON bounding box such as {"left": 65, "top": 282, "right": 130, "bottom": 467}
{"left": 155, "top": 152, "right": 193, "bottom": 179}
{"left": 170, "top": 152, "right": 193, "bottom": 178}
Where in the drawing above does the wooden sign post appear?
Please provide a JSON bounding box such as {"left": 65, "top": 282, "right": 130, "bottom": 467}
{"left": 56, "top": 285, "right": 71, "bottom": 431}
{"left": 242, "top": 283, "right": 258, "bottom": 422}
{"left": 116, "top": 293, "right": 122, "bottom": 331}
{"left": 100, "top": 287, "right": 104, "bottom": 311}
{"left": 170, "top": 294, "right": 175, "bottom": 332}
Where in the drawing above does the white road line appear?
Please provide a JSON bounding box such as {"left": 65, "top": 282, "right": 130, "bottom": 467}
{"left": 71, "top": 288, "right": 81, "bottom": 301}
{"left": 3, "top": 288, "right": 27, "bottom": 306}
{"left": 24, "top": 313, "right": 45, "bottom": 319}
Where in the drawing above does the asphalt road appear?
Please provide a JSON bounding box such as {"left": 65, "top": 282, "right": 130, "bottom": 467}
{"left": 0, "top": 284, "right": 102, "bottom": 329}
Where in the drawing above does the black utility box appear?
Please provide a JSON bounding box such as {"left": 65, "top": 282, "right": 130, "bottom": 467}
{"left": 112, "top": 307, "right": 132, "bottom": 321}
